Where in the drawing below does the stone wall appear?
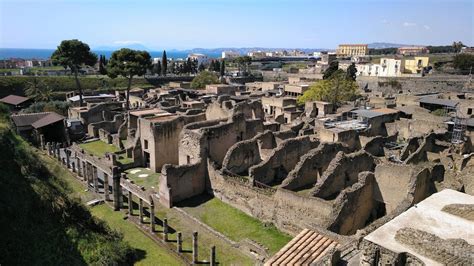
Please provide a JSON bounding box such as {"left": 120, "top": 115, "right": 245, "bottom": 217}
{"left": 328, "top": 172, "right": 376, "bottom": 235}
{"left": 249, "top": 136, "right": 320, "bottom": 184}
{"left": 222, "top": 137, "right": 261, "bottom": 175}
{"left": 281, "top": 142, "right": 345, "bottom": 191}
{"left": 386, "top": 118, "right": 447, "bottom": 140}
{"left": 312, "top": 151, "right": 376, "bottom": 200}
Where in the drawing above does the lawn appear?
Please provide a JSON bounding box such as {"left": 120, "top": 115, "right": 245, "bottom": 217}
{"left": 180, "top": 196, "right": 292, "bottom": 254}
{"left": 125, "top": 168, "right": 160, "bottom": 190}
{"left": 79, "top": 140, "right": 120, "bottom": 157}
{"left": 91, "top": 205, "right": 183, "bottom": 266}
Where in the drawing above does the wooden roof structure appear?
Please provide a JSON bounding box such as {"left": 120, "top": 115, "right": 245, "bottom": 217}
{"left": 265, "top": 228, "right": 340, "bottom": 266}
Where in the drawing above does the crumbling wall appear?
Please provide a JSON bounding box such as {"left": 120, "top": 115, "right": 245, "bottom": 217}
{"left": 386, "top": 118, "right": 447, "bottom": 140}
{"left": 363, "top": 135, "right": 396, "bottom": 157}
{"left": 222, "top": 138, "right": 261, "bottom": 175}
{"left": 312, "top": 151, "right": 376, "bottom": 200}
{"left": 249, "top": 136, "right": 320, "bottom": 184}
{"left": 159, "top": 160, "right": 207, "bottom": 208}
{"left": 208, "top": 161, "right": 333, "bottom": 235}
{"left": 328, "top": 172, "right": 376, "bottom": 235}
{"left": 88, "top": 114, "right": 124, "bottom": 138}
{"left": 273, "top": 130, "right": 297, "bottom": 145}
{"left": 281, "top": 143, "right": 345, "bottom": 191}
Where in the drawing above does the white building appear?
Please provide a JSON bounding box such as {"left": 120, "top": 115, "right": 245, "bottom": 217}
{"left": 221, "top": 51, "right": 240, "bottom": 59}
{"left": 357, "top": 58, "right": 402, "bottom": 77}
{"left": 188, "top": 53, "right": 209, "bottom": 66}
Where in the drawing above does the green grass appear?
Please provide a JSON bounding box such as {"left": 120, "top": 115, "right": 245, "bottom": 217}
{"left": 125, "top": 168, "right": 160, "bottom": 190}
{"left": 0, "top": 68, "right": 21, "bottom": 73}
{"left": 91, "top": 205, "right": 183, "bottom": 266}
{"left": 79, "top": 140, "right": 120, "bottom": 158}
{"left": 181, "top": 196, "right": 292, "bottom": 254}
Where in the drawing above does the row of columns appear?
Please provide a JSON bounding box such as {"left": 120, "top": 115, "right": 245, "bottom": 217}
{"left": 42, "top": 142, "right": 216, "bottom": 265}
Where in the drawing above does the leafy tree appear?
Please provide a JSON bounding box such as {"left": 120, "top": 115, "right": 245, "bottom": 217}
{"left": 107, "top": 48, "right": 152, "bottom": 109}
{"left": 452, "top": 41, "right": 465, "bottom": 53}
{"left": 198, "top": 63, "right": 205, "bottom": 72}
{"left": 234, "top": 56, "right": 252, "bottom": 75}
{"left": 220, "top": 60, "right": 226, "bottom": 76}
{"left": 452, "top": 53, "right": 474, "bottom": 72}
{"left": 161, "top": 50, "right": 167, "bottom": 76}
{"left": 346, "top": 63, "right": 357, "bottom": 81}
{"left": 191, "top": 71, "right": 219, "bottom": 89}
{"left": 25, "top": 78, "right": 52, "bottom": 102}
{"left": 323, "top": 61, "right": 339, "bottom": 79}
{"left": 51, "top": 39, "right": 97, "bottom": 106}
{"left": 298, "top": 70, "right": 359, "bottom": 106}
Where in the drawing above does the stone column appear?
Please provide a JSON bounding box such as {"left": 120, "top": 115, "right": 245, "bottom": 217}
{"left": 103, "top": 173, "right": 110, "bottom": 201}
{"left": 52, "top": 143, "right": 57, "bottom": 157}
{"left": 93, "top": 167, "right": 99, "bottom": 193}
{"left": 65, "top": 150, "right": 70, "bottom": 169}
{"left": 56, "top": 144, "right": 61, "bottom": 162}
{"left": 138, "top": 198, "right": 144, "bottom": 223}
{"left": 128, "top": 190, "right": 133, "bottom": 216}
{"left": 177, "top": 232, "right": 182, "bottom": 253}
{"left": 40, "top": 135, "right": 45, "bottom": 150}
{"left": 210, "top": 246, "right": 216, "bottom": 266}
{"left": 163, "top": 218, "right": 168, "bottom": 241}
{"left": 71, "top": 161, "right": 76, "bottom": 173}
{"left": 112, "top": 168, "right": 122, "bottom": 211}
{"left": 77, "top": 158, "right": 82, "bottom": 176}
{"left": 192, "top": 231, "right": 198, "bottom": 264}
{"left": 82, "top": 162, "right": 87, "bottom": 181}
{"left": 149, "top": 198, "right": 155, "bottom": 232}
{"left": 46, "top": 142, "right": 51, "bottom": 155}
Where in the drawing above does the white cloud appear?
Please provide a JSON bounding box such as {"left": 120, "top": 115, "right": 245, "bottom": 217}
{"left": 113, "top": 40, "right": 142, "bottom": 45}
{"left": 423, "top": 25, "right": 431, "bottom": 30}
{"left": 403, "top": 22, "right": 417, "bottom": 27}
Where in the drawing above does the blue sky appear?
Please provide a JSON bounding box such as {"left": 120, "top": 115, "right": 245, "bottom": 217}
{"left": 0, "top": 0, "right": 472, "bottom": 50}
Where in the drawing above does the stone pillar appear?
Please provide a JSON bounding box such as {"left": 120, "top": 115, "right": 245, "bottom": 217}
{"left": 40, "top": 135, "right": 45, "bottom": 150}
{"left": 210, "top": 246, "right": 216, "bottom": 266}
{"left": 103, "top": 173, "right": 110, "bottom": 201}
{"left": 65, "top": 150, "right": 70, "bottom": 169}
{"left": 46, "top": 142, "right": 51, "bottom": 155}
{"left": 112, "top": 168, "right": 122, "bottom": 211}
{"left": 93, "top": 167, "right": 99, "bottom": 193}
{"left": 192, "top": 231, "right": 198, "bottom": 264}
{"left": 52, "top": 143, "right": 57, "bottom": 157}
{"left": 149, "top": 198, "right": 155, "bottom": 232}
{"left": 177, "top": 232, "right": 182, "bottom": 253}
{"left": 77, "top": 158, "right": 82, "bottom": 176}
{"left": 128, "top": 190, "right": 133, "bottom": 216}
{"left": 138, "top": 198, "right": 144, "bottom": 223}
{"left": 163, "top": 218, "right": 168, "bottom": 241}
{"left": 71, "top": 161, "right": 76, "bottom": 173}
{"left": 82, "top": 162, "right": 87, "bottom": 181}
{"left": 56, "top": 144, "right": 61, "bottom": 161}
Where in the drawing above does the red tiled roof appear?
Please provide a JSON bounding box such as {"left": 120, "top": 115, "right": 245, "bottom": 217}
{"left": 265, "top": 229, "right": 340, "bottom": 266}
{"left": 0, "top": 95, "right": 29, "bottom": 106}
{"left": 11, "top": 112, "right": 64, "bottom": 129}
{"left": 32, "top": 112, "right": 65, "bottom": 129}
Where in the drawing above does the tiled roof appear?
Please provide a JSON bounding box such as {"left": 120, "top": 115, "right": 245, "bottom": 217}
{"left": 11, "top": 112, "right": 64, "bottom": 128}
{"left": 265, "top": 229, "right": 340, "bottom": 266}
{"left": 0, "top": 95, "right": 29, "bottom": 105}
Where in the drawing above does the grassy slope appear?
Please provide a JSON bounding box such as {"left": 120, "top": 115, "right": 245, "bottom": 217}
{"left": 181, "top": 196, "right": 292, "bottom": 254}
{"left": 0, "top": 117, "right": 134, "bottom": 265}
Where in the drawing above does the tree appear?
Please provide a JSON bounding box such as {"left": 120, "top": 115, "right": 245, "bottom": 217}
{"left": 198, "top": 63, "right": 205, "bottom": 72}
{"left": 25, "top": 78, "right": 52, "bottom": 102}
{"left": 298, "top": 70, "right": 359, "bottom": 106}
{"left": 452, "top": 53, "right": 474, "bottom": 73}
{"left": 51, "top": 39, "right": 97, "bottom": 106}
{"left": 190, "top": 71, "right": 219, "bottom": 89}
{"left": 346, "top": 63, "right": 357, "bottom": 81}
{"left": 107, "top": 48, "right": 152, "bottom": 109}
{"left": 323, "top": 61, "right": 339, "bottom": 79}
{"left": 153, "top": 61, "right": 162, "bottom": 75}
{"left": 234, "top": 56, "right": 252, "bottom": 75}
{"left": 220, "top": 59, "right": 226, "bottom": 76}
{"left": 99, "top": 55, "right": 107, "bottom": 75}
{"left": 452, "top": 41, "right": 465, "bottom": 53}
{"left": 161, "top": 50, "right": 167, "bottom": 76}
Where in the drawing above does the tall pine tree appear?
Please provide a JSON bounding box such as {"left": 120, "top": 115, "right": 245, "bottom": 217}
{"left": 220, "top": 60, "right": 225, "bottom": 76}
{"left": 161, "top": 50, "right": 167, "bottom": 76}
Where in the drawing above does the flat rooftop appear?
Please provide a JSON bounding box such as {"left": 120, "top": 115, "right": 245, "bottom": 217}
{"left": 364, "top": 189, "right": 474, "bottom": 265}
{"left": 129, "top": 108, "right": 166, "bottom": 117}
{"left": 145, "top": 113, "right": 178, "bottom": 122}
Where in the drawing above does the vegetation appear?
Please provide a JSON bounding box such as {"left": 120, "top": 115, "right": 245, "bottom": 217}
{"left": 25, "top": 77, "right": 52, "bottom": 101}
{"left": 98, "top": 54, "right": 108, "bottom": 75}
{"left": 161, "top": 50, "right": 168, "bottom": 76}
{"left": 452, "top": 53, "right": 474, "bottom": 72}
{"left": 107, "top": 48, "right": 152, "bottom": 109}
{"left": 51, "top": 39, "right": 98, "bottom": 106}
{"left": 220, "top": 59, "right": 226, "bottom": 76}
{"left": 91, "top": 205, "right": 183, "bottom": 266}
{"left": 346, "top": 63, "right": 357, "bottom": 81}
{"left": 22, "top": 100, "right": 71, "bottom": 116}
{"left": 323, "top": 60, "right": 339, "bottom": 79}
{"left": 78, "top": 140, "right": 120, "bottom": 157}
{"left": 125, "top": 168, "right": 160, "bottom": 190}
{"left": 369, "top": 47, "right": 398, "bottom": 55}
{"left": 190, "top": 71, "right": 219, "bottom": 89}
{"left": 299, "top": 69, "right": 359, "bottom": 105}
{"left": 180, "top": 196, "right": 292, "bottom": 254}
{"left": 432, "top": 109, "right": 447, "bottom": 116}
{"left": 233, "top": 56, "right": 252, "bottom": 75}
{"left": 0, "top": 106, "right": 136, "bottom": 264}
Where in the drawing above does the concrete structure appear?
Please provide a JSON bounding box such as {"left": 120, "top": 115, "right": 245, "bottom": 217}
{"left": 404, "top": 56, "right": 429, "bottom": 74}
{"left": 336, "top": 44, "right": 368, "bottom": 57}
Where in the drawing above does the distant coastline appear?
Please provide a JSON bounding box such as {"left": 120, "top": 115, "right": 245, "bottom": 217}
{"left": 0, "top": 48, "right": 222, "bottom": 60}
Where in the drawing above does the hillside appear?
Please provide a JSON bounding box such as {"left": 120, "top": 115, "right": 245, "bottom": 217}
{"left": 0, "top": 105, "right": 136, "bottom": 265}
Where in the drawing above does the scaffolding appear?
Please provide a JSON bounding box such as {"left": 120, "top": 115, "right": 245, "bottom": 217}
{"left": 451, "top": 115, "right": 467, "bottom": 144}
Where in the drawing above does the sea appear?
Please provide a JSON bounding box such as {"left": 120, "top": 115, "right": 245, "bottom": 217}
{"left": 0, "top": 48, "right": 222, "bottom": 60}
